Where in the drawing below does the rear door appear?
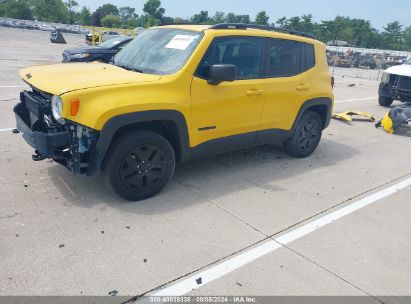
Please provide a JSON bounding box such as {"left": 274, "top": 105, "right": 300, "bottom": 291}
{"left": 258, "top": 39, "right": 314, "bottom": 134}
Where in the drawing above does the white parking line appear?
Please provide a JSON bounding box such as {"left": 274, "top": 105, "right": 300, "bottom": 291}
{"left": 152, "top": 177, "right": 411, "bottom": 296}
{"left": 0, "top": 128, "right": 13, "bottom": 132}
{"left": 0, "top": 85, "right": 26, "bottom": 88}
{"left": 335, "top": 97, "right": 378, "bottom": 103}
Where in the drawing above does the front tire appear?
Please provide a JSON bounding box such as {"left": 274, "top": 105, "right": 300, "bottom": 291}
{"left": 378, "top": 96, "right": 393, "bottom": 107}
{"left": 284, "top": 111, "right": 323, "bottom": 158}
{"left": 102, "top": 130, "right": 175, "bottom": 201}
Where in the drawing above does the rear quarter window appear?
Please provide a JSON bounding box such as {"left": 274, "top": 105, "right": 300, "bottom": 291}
{"left": 265, "top": 39, "right": 316, "bottom": 78}
{"left": 303, "top": 43, "right": 315, "bottom": 71}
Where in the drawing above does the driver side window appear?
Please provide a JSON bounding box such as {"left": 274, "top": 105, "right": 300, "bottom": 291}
{"left": 196, "top": 37, "right": 263, "bottom": 80}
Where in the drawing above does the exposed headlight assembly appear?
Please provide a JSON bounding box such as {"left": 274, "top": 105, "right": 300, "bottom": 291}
{"left": 381, "top": 72, "right": 390, "bottom": 84}
{"left": 51, "top": 95, "right": 65, "bottom": 124}
{"left": 71, "top": 53, "right": 91, "bottom": 59}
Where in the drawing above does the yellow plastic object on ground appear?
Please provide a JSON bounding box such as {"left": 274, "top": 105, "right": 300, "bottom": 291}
{"left": 332, "top": 111, "right": 376, "bottom": 122}
{"left": 378, "top": 112, "right": 394, "bottom": 133}
{"left": 375, "top": 105, "right": 411, "bottom": 134}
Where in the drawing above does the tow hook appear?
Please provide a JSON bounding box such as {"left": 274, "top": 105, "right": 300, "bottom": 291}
{"left": 32, "top": 150, "right": 46, "bottom": 161}
{"left": 11, "top": 128, "right": 20, "bottom": 134}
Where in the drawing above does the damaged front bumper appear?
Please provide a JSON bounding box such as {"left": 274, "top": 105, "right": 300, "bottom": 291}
{"left": 379, "top": 75, "right": 411, "bottom": 102}
{"left": 14, "top": 90, "right": 99, "bottom": 175}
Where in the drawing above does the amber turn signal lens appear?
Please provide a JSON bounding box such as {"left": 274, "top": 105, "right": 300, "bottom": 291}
{"left": 71, "top": 99, "right": 80, "bottom": 116}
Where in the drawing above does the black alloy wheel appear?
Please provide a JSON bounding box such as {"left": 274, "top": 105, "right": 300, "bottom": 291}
{"left": 120, "top": 144, "right": 168, "bottom": 192}
{"left": 103, "top": 130, "right": 175, "bottom": 201}
{"left": 284, "top": 111, "right": 323, "bottom": 158}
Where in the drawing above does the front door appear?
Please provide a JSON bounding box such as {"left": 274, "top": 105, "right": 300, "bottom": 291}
{"left": 191, "top": 36, "right": 266, "bottom": 153}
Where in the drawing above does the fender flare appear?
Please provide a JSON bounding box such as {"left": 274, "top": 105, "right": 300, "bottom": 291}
{"left": 292, "top": 97, "right": 333, "bottom": 131}
{"left": 87, "top": 110, "right": 190, "bottom": 176}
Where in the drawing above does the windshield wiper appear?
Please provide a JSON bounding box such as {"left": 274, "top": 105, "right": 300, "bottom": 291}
{"left": 115, "top": 64, "right": 144, "bottom": 73}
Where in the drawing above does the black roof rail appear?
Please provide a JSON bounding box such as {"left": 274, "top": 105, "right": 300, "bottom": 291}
{"left": 209, "top": 23, "right": 317, "bottom": 40}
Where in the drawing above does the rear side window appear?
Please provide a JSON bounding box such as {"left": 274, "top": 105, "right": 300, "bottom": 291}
{"left": 303, "top": 43, "right": 315, "bottom": 70}
{"left": 196, "top": 37, "right": 264, "bottom": 80}
{"left": 266, "top": 39, "right": 302, "bottom": 78}
{"left": 265, "top": 39, "right": 316, "bottom": 78}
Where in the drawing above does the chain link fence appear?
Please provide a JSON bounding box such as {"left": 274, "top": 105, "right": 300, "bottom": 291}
{"left": 327, "top": 45, "right": 411, "bottom": 81}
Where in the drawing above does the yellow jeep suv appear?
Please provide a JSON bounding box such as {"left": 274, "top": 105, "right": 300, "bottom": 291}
{"left": 14, "top": 24, "right": 334, "bottom": 201}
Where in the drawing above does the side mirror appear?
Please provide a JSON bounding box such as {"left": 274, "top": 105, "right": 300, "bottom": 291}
{"left": 208, "top": 64, "right": 237, "bottom": 85}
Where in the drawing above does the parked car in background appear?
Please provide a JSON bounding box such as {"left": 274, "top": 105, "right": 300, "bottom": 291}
{"left": 85, "top": 30, "right": 123, "bottom": 45}
{"left": 379, "top": 57, "right": 411, "bottom": 106}
{"left": 329, "top": 55, "right": 352, "bottom": 68}
{"left": 62, "top": 36, "right": 133, "bottom": 63}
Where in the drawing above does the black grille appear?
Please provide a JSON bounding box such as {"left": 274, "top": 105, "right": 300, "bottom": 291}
{"left": 389, "top": 74, "right": 398, "bottom": 86}
{"left": 398, "top": 76, "right": 411, "bottom": 90}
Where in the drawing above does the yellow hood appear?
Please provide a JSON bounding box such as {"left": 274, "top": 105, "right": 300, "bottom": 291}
{"left": 19, "top": 62, "right": 162, "bottom": 95}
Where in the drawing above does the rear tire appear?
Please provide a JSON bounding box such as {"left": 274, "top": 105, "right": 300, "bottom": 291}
{"left": 102, "top": 130, "right": 175, "bottom": 201}
{"left": 378, "top": 96, "right": 393, "bottom": 107}
{"left": 284, "top": 111, "right": 323, "bottom": 158}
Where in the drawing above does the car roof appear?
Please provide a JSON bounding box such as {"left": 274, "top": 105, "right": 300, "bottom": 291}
{"left": 153, "top": 23, "right": 319, "bottom": 44}
{"left": 153, "top": 24, "right": 211, "bottom": 32}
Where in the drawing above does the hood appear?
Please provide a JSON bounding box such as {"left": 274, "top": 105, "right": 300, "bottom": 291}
{"left": 19, "top": 62, "right": 162, "bottom": 95}
{"left": 65, "top": 46, "right": 111, "bottom": 54}
{"left": 386, "top": 64, "right": 411, "bottom": 78}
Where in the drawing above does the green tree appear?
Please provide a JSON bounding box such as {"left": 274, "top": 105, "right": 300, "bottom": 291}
{"left": 236, "top": 15, "right": 250, "bottom": 24}
{"left": 173, "top": 16, "right": 189, "bottom": 24}
{"left": 276, "top": 17, "right": 288, "bottom": 28}
{"left": 161, "top": 16, "right": 174, "bottom": 24}
{"left": 211, "top": 11, "right": 225, "bottom": 24}
{"left": 382, "top": 21, "right": 403, "bottom": 50}
{"left": 78, "top": 6, "right": 91, "bottom": 25}
{"left": 31, "top": 0, "right": 70, "bottom": 23}
{"left": 225, "top": 12, "right": 250, "bottom": 24}
{"left": 143, "top": 0, "right": 165, "bottom": 26}
{"left": 119, "top": 6, "right": 136, "bottom": 23}
{"left": 191, "top": 10, "right": 209, "bottom": 24}
{"left": 0, "top": 0, "right": 33, "bottom": 19}
{"left": 254, "top": 11, "right": 269, "bottom": 25}
{"left": 65, "top": 0, "right": 78, "bottom": 24}
{"left": 91, "top": 4, "right": 119, "bottom": 26}
{"left": 300, "top": 14, "right": 314, "bottom": 33}
{"left": 101, "top": 14, "right": 121, "bottom": 28}
{"left": 403, "top": 26, "right": 411, "bottom": 51}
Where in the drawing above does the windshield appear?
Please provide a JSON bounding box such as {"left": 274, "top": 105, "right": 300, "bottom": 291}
{"left": 99, "top": 37, "right": 126, "bottom": 48}
{"left": 405, "top": 58, "right": 411, "bottom": 65}
{"left": 113, "top": 28, "right": 203, "bottom": 75}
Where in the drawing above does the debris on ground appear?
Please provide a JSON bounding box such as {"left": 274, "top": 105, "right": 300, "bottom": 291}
{"left": 347, "top": 83, "right": 356, "bottom": 87}
{"left": 50, "top": 30, "right": 66, "bottom": 44}
{"left": 108, "top": 290, "right": 118, "bottom": 296}
{"left": 376, "top": 104, "right": 411, "bottom": 134}
{"left": 59, "top": 244, "right": 65, "bottom": 248}
{"left": 332, "top": 111, "right": 376, "bottom": 122}
{"left": 196, "top": 277, "right": 202, "bottom": 285}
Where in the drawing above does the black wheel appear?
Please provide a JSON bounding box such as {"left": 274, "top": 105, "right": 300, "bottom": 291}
{"left": 378, "top": 96, "right": 393, "bottom": 107}
{"left": 102, "top": 130, "right": 175, "bottom": 201}
{"left": 284, "top": 111, "right": 323, "bottom": 158}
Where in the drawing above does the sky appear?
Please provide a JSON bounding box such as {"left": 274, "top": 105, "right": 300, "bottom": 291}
{"left": 76, "top": 0, "right": 411, "bottom": 29}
